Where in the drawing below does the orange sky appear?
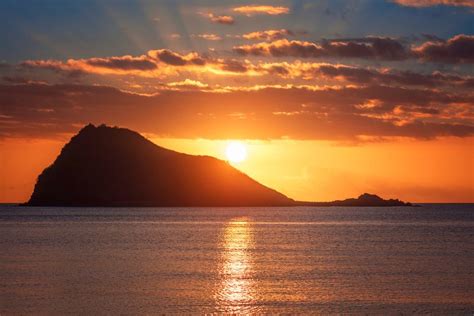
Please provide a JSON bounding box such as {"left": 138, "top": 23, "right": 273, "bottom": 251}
{"left": 0, "top": 1, "right": 472, "bottom": 203}
{"left": 1, "top": 135, "right": 472, "bottom": 203}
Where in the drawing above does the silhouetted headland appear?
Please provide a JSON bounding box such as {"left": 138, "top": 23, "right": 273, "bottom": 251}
{"left": 26, "top": 124, "right": 293, "bottom": 206}
{"left": 25, "top": 124, "right": 412, "bottom": 207}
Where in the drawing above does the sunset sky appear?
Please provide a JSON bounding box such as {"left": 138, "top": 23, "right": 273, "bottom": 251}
{"left": 0, "top": 0, "right": 473, "bottom": 203}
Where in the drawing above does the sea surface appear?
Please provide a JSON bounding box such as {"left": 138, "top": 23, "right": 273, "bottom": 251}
{"left": 1, "top": 204, "right": 473, "bottom": 314}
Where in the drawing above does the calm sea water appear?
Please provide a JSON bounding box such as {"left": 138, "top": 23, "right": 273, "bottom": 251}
{"left": 1, "top": 204, "right": 473, "bottom": 314}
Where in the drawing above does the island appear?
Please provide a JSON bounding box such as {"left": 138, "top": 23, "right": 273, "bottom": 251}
{"left": 298, "top": 193, "right": 412, "bottom": 207}
{"left": 25, "top": 124, "right": 412, "bottom": 207}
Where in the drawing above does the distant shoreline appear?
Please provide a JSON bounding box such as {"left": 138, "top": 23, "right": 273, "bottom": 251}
{"left": 4, "top": 202, "right": 474, "bottom": 206}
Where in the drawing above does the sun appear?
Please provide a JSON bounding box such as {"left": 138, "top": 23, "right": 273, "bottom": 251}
{"left": 226, "top": 141, "right": 247, "bottom": 163}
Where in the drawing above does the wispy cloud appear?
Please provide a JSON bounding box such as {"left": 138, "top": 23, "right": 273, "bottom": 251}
{"left": 165, "top": 79, "right": 211, "bottom": 91}
{"left": 242, "top": 29, "right": 296, "bottom": 41}
{"left": 233, "top": 5, "right": 289, "bottom": 16}
{"left": 206, "top": 13, "right": 235, "bottom": 25}
{"left": 193, "top": 34, "right": 222, "bottom": 41}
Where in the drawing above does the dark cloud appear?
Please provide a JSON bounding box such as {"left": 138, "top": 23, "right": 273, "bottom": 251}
{"left": 85, "top": 56, "right": 157, "bottom": 70}
{"left": 392, "top": 0, "right": 474, "bottom": 8}
{"left": 148, "top": 49, "right": 206, "bottom": 66}
{"left": 323, "top": 37, "right": 409, "bottom": 60}
{"left": 234, "top": 37, "right": 410, "bottom": 60}
{"left": 234, "top": 35, "right": 474, "bottom": 63}
{"left": 316, "top": 65, "right": 473, "bottom": 87}
{"left": 219, "top": 59, "right": 249, "bottom": 73}
{"left": 265, "top": 64, "right": 290, "bottom": 76}
{"left": 148, "top": 50, "right": 187, "bottom": 66}
{"left": 2, "top": 76, "right": 33, "bottom": 84}
{"left": 1, "top": 83, "right": 472, "bottom": 141}
{"left": 413, "top": 34, "right": 474, "bottom": 64}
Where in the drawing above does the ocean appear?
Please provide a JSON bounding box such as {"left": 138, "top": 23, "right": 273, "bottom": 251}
{"left": 1, "top": 204, "right": 473, "bottom": 314}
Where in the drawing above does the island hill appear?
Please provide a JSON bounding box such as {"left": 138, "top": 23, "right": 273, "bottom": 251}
{"left": 25, "top": 124, "right": 412, "bottom": 207}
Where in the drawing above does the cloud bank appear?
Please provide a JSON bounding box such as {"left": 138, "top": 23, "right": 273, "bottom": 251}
{"left": 1, "top": 83, "right": 472, "bottom": 141}
{"left": 392, "top": 0, "right": 474, "bottom": 7}
{"left": 234, "top": 35, "right": 474, "bottom": 63}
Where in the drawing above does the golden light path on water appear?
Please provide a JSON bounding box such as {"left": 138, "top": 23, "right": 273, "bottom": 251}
{"left": 215, "top": 218, "right": 255, "bottom": 313}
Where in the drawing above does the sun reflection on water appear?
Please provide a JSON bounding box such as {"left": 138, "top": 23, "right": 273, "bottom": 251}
{"left": 215, "top": 217, "right": 255, "bottom": 313}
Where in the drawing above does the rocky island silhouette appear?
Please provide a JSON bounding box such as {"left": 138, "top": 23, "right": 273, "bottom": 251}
{"left": 25, "top": 124, "right": 412, "bottom": 207}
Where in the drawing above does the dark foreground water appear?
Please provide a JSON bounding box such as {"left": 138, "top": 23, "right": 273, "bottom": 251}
{"left": 1, "top": 204, "right": 473, "bottom": 314}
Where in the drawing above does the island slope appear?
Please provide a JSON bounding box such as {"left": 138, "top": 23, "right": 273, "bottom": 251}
{"left": 26, "top": 124, "right": 294, "bottom": 206}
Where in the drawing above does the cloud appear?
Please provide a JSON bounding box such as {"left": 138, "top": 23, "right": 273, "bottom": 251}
{"left": 17, "top": 50, "right": 267, "bottom": 83}
{"left": 85, "top": 55, "right": 157, "bottom": 70}
{"left": 242, "top": 29, "right": 295, "bottom": 41}
{"left": 234, "top": 35, "right": 474, "bottom": 63}
{"left": 233, "top": 5, "right": 289, "bottom": 16}
{"left": 21, "top": 59, "right": 71, "bottom": 72}
{"left": 2, "top": 76, "right": 46, "bottom": 85}
{"left": 413, "top": 34, "right": 474, "bottom": 64}
{"left": 392, "top": 0, "right": 474, "bottom": 7}
{"left": 234, "top": 39, "right": 323, "bottom": 57}
{"left": 17, "top": 49, "right": 474, "bottom": 91}
{"left": 21, "top": 56, "right": 159, "bottom": 77}
{"left": 147, "top": 49, "right": 206, "bottom": 66}
{"left": 207, "top": 13, "right": 235, "bottom": 25}
{"left": 234, "top": 37, "right": 410, "bottom": 60}
{"left": 252, "top": 61, "right": 474, "bottom": 88}
{"left": 193, "top": 34, "right": 222, "bottom": 41}
{"left": 1, "top": 83, "right": 472, "bottom": 141}
{"left": 420, "top": 34, "right": 445, "bottom": 42}
{"left": 312, "top": 65, "right": 474, "bottom": 88}
{"left": 218, "top": 59, "right": 250, "bottom": 73}
{"left": 165, "top": 79, "right": 211, "bottom": 91}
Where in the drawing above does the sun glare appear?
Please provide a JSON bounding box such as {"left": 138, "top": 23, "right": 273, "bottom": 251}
{"left": 226, "top": 141, "right": 247, "bottom": 163}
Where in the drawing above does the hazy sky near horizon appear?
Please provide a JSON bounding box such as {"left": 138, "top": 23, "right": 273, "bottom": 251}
{"left": 0, "top": 0, "right": 473, "bottom": 202}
